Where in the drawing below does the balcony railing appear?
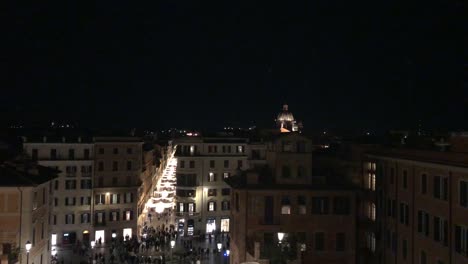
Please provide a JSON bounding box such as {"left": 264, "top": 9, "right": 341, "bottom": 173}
{"left": 174, "top": 212, "right": 200, "bottom": 217}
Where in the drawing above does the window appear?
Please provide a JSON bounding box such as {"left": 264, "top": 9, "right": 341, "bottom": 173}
{"left": 221, "top": 188, "right": 230, "bottom": 196}
{"left": 403, "top": 170, "right": 408, "bottom": 189}
{"left": 180, "top": 160, "right": 185, "bottom": 168}
{"left": 65, "top": 214, "right": 75, "bottom": 224}
{"left": 460, "top": 180, "right": 467, "bottom": 207}
{"left": 112, "top": 161, "right": 118, "bottom": 171}
{"left": 392, "top": 199, "right": 397, "bottom": 218}
{"left": 336, "top": 233, "right": 346, "bottom": 251}
{"left": 208, "top": 172, "right": 216, "bottom": 182}
{"left": 369, "top": 202, "right": 376, "bottom": 221}
{"left": 178, "top": 203, "right": 184, "bottom": 212}
{"left": 65, "top": 197, "right": 76, "bottom": 206}
{"left": 95, "top": 194, "right": 105, "bottom": 205}
{"left": 434, "top": 176, "right": 448, "bottom": 200}
{"left": 80, "top": 179, "right": 92, "bottom": 189}
{"left": 311, "top": 197, "right": 329, "bottom": 214}
{"left": 282, "top": 166, "right": 291, "bottom": 178}
{"left": 126, "top": 148, "right": 132, "bottom": 154}
{"left": 221, "top": 201, "right": 230, "bottom": 211}
{"left": 124, "top": 193, "right": 133, "bottom": 203}
{"left": 399, "top": 203, "right": 409, "bottom": 225}
{"left": 54, "top": 198, "right": 58, "bottom": 207}
{"left": 52, "top": 215, "right": 57, "bottom": 225}
{"left": 455, "top": 225, "right": 468, "bottom": 257}
{"left": 221, "top": 172, "right": 229, "bottom": 179}
{"left": 126, "top": 161, "right": 132, "bottom": 171}
{"left": 99, "top": 148, "right": 104, "bottom": 154}
{"left": 207, "top": 189, "right": 217, "bottom": 197}
{"left": 98, "top": 177, "right": 103, "bottom": 187}
{"left": 209, "top": 160, "right": 215, "bottom": 168}
{"left": 81, "top": 213, "right": 90, "bottom": 223}
{"left": 98, "top": 161, "right": 104, "bottom": 171}
{"left": 112, "top": 177, "right": 118, "bottom": 185}
{"left": 367, "top": 232, "right": 376, "bottom": 252}
{"left": 113, "top": 148, "right": 118, "bottom": 154}
{"left": 417, "top": 210, "right": 430, "bottom": 236}
{"left": 402, "top": 239, "right": 408, "bottom": 259}
{"left": 188, "top": 203, "right": 195, "bottom": 213}
{"left": 189, "top": 161, "right": 195, "bottom": 168}
{"left": 421, "top": 174, "right": 427, "bottom": 194}
{"left": 237, "top": 160, "right": 243, "bottom": 168}
{"left": 68, "top": 149, "right": 75, "bottom": 160}
{"left": 81, "top": 196, "right": 91, "bottom": 205}
{"left": 333, "top": 196, "right": 350, "bottom": 215}
{"left": 434, "top": 216, "right": 448, "bottom": 246}
{"left": 123, "top": 210, "right": 133, "bottom": 221}
{"left": 54, "top": 180, "right": 59, "bottom": 190}
{"left": 224, "top": 160, "right": 229, "bottom": 168}
{"left": 84, "top": 149, "right": 90, "bottom": 159}
{"left": 298, "top": 195, "right": 306, "bottom": 214}
{"left": 314, "top": 232, "right": 324, "bottom": 251}
{"left": 208, "top": 201, "right": 216, "bottom": 211}
{"left": 281, "top": 196, "right": 291, "bottom": 215}
{"left": 368, "top": 173, "right": 376, "bottom": 190}
{"left": 237, "top": 145, "right": 244, "bottom": 153}
{"left": 109, "top": 211, "right": 119, "bottom": 222}
{"left": 95, "top": 212, "right": 105, "bottom": 224}
{"left": 420, "top": 251, "right": 427, "bottom": 264}
{"left": 65, "top": 180, "right": 76, "bottom": 190}
{"left": 110, "top": 194, "right": 120, "bottom": 204}
{"left": 50, "top": 149, "right": 57, "bottom": 160}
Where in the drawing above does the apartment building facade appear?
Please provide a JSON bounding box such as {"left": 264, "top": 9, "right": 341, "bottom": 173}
{"left": 362, "top": 149, "right": 468, "bottom": 264}
{"left": 173, "top": 136, "right": 250, "bottom": 236}
{"left": 23, "top": 136, "right": 94, "bottom": 246}
{"left": 93, "top": 137, "right": 144, "bottom": 243}
{"left": 0, "top": 162, "right": 57, "bottom": 264}
{"left": 227, "top": 133, "right": 357, "bottom": 264}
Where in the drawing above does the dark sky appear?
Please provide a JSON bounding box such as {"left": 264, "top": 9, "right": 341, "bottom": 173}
{"left": 1, "top": 1, "right": 466, "bottom": 131}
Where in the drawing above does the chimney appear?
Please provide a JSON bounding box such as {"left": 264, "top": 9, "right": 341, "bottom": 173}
{"left": 62, "top": 137, "right": 66, "bottom": 143}
{"left": 43, "top": 136, "right": 47, "bottom": 143}
{"left": 78, "top": 137, "right": 82, "bottom": 143}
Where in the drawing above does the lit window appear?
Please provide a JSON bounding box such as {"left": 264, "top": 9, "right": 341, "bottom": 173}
{"left": 281, "top": 196, "right": 291, "bottom": 215}
{"left": 179, "top": 203, "right": 184, "bottom": 212}
{"left": 208, "top": 172, "right": 215, "bottom": 182}
{"left": 223, "top": 172, "right": 230, "bottom": 179}
{"left": 367, "top": 232, "right": 376, "bottom": 252}
{"left": 208, "top": 201, "right": 215, "bottom": 211}
{"left": 369, "top": 203, "right": 376, "bottom": 221}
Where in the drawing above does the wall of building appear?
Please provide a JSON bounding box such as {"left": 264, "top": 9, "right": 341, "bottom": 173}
{"left": 24, "top": 142, "right": 94, "bottom": 245}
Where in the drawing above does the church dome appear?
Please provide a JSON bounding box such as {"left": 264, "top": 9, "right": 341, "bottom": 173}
{"left": 277, "top": 104, "right": 294, "bottom": 122}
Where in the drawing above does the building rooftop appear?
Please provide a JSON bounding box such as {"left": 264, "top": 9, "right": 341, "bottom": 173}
{"left": 0, "top": 160, "right": 59, "bottom": 187}
{"left": 367, "top": 147, "right": 468, "bottom": 168}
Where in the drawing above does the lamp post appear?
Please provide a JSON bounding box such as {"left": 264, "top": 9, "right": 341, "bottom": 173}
{"left": 277, "top": 232, "right": 285, "bottom": 263}
{"left": 170, "top": 240, "right": 175, "bottom": 261}
{"left": 217, "top": 243, "right": 222, "bottom": 263}
{"left": 25, "top": 241, "right": 32, "bottom": 264}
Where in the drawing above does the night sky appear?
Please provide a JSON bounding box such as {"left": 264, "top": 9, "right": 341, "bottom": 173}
{"left": 1, "top": 1, "right": 466, "bottom": 131}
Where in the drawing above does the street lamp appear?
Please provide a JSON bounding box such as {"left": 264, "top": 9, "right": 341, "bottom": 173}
{"left": 90, "top": 241, "right": 95, "bottom": 249}
{"left": 170, "top": 240, "right": 175, "bottom": 261}
{"left": 25, "top": 241, "right": 32, "bottom": 264}
{"left": 277, "top": 232, "right": 285, "bottom": 244}
{"left": 217, "top": 243, "right": 223, "bottom": 263}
